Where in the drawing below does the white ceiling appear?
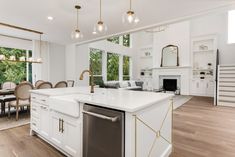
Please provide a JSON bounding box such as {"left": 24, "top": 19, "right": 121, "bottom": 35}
{"left": 0, "top": 0, "right": 234, "bottom": 45}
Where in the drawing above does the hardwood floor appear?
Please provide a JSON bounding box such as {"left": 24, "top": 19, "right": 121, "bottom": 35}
{"left": 0, "top": 96, "right": 235, "bottom": 157}
{"left": 0, "top": 125, "right": 65, "bottom": 157}
{"left": 171, "top": 96, "right": 235, "bottom": 157}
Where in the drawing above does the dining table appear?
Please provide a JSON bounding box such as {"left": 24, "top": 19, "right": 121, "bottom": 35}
{"left": 0, "top": 89, "right": 16, "bottom": 115}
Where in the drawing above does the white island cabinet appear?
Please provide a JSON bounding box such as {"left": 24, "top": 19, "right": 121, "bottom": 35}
{"left": 30, "top": 87, "right": 173, "bottom": 157}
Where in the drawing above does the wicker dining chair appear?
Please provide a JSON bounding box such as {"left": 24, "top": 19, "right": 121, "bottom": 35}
{"left": 8, "top": 82, "right": 33, "bottom": 120}
{"left": 2, "top": 81, "right": 16, "bottom": 90}
{"left": 54, "top": 81, "right": 68, "bottom": 88}
{"left": 37, "top": 82, "right": 53, "bottom": 89}
{"left": 35, "top": 80, "right": 44, "bottom": 88}
{"left": 67, "top": 80, "right": 75, "bottom": 87}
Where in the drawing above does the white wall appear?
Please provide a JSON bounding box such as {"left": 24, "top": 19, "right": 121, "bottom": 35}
{"left": 131, "top": 21, "right": 190, "bottom": 80}
{"left": 32, "top": 41, "right": 66, "bottom": 85}
{"left": 131, "top": 32, "right": 153, "bottom": 80}
{"left": 153, "top": 21, "right": 191, "bottom": 68}
{"left": 190, "top": 11, "right": 235, "bottom": 64}
{"left": 75, "top": 44, "right": 90, "bottom": 86}
{"left": 65, "top": 44, "right": 77, "bottom": 81}
{"left": 0, "top": 35, "right": 32, "bottom": 50}
{"left": 89, "top": 40, "right": 133, "bottom": 56}
{"left": 49, "top": 43, "right": 66, "bottom": 85}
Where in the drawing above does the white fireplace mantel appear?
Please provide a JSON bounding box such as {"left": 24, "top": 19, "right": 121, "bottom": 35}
{"left": 152, "top": 66, "right": 192, "bottom": 95}
{"left": 152, "top": 66, "right": 192, "bottom": 70}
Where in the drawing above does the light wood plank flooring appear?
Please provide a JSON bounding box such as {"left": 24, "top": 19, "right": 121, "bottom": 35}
{"left": 0, "top": 125, "right": 65, "bottom": 157}
{"left": 0, "top": 97, "right": 235, "bottom": 157}
{"left": 171, "top": 97, "right": 235, "bottom": 157}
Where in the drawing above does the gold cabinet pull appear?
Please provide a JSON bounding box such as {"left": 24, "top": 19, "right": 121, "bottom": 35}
{"left": 59, "top": 118, "right": 62, "bottom": 132}
{"left": 61, "top": 119, "right": 64, "bottom": 133}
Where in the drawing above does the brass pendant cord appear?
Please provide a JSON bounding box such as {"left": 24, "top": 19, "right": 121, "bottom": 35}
{"left": 76, "top": 7, "right": 79, "bottom": 30}
{"left": 130, "top": 0, "right": 132, "bottom": 11}
{"left": 39, "top": 34, "right": 42, "bottom": 59}
{"left": 99, "top": 0, "right": 102, "bottom": 21}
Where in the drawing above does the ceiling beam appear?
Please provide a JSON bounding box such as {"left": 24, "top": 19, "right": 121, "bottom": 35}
{"left": 0, "top": 22, "right": 43, "bottom": 35}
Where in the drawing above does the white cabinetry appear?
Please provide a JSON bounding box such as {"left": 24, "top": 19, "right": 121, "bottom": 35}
{"left": 191, "top": 35, "right": 217, "bottom": 98}
{"left": 191, "top": 79, "right": 214, "bottom": 96}
{"left": 39, "top": 105, "right": 50, "bottom": 138}
{"left": 30, "top": 93, "right": 82, "bottom": 157}
{"left": 50, "top": 111, "right": 82, "bottom": 157}
{"left": 50, "top": 111, "right": 63, "bottom": 148}
{"left": 31, "top": 93, "right": 49, "bottom": 135}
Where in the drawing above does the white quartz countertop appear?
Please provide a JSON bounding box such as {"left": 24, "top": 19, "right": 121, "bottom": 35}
{"left": 31, "top": 87, "right": 173, "bottom": 113}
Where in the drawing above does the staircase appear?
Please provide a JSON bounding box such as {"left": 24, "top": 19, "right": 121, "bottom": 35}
{"left": 217, "top": 65, "right": 235, "bottom": 107}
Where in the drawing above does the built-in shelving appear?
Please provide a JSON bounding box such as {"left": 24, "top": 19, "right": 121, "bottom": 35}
{"left": 190, "top": 35, "right": 217, "bottom": 99}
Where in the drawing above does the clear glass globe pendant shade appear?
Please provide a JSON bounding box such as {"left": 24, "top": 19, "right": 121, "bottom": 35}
{"left": 122, "top": 11, "right": 140, "bottom": 25}
{"left": 71, "top": 29, "right": 83, "bottom": 39}
{"left": 93, "top": 21, "right": 107, "bottom": 34}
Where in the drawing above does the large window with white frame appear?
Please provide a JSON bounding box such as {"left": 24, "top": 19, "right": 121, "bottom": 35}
{"left": 107, "top": 52, "right": 119, "bottom": 81}
{"left": 107, "top": 34, "right": 131, "bottom": 47}
{"left": 228, "top": 10, "right": 235, "bottom": 44}
{"left": 89, "top": 48, "right": 132, "bottom": 83}
{"left": 123, "top": 56, "right": 130, "bottom": 80}
{"left": 89, "top": 48, "right": 103, "bottom": 85}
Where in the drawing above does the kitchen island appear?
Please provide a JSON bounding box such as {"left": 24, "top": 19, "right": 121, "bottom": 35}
{"left": 30, "top": 87, "right": 173, "bottom": 157}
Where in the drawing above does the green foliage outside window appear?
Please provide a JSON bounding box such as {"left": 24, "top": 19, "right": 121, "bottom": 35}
{"left": 89, "top": 48, "right": 103, "bottom": 86}
{"left": 107, "top": 34, "right": 130, "bottom": 47}
{"left": 107, "top": 53, "right": 119, "bottom": 81}
{"left": 90, "top": 48, "right": 102, "bottom": 75}
{"left": 0, "top": 47, "right": 28, "bottom": 84}
{"left": 107, "top": 36, "right": 119, "bottom": 44}
{"left": 123, "top": 56, "right": 130, "bottom": 80}
{"left": 123, "top": 34, "right": 130, "bottom": 47}
{"left": 28, "top": 50, "right": 33, "bottom": 83}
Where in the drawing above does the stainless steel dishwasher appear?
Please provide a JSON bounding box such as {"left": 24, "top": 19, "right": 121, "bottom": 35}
{"left": 83, "top": 104, "right": 125, "bottom": 157}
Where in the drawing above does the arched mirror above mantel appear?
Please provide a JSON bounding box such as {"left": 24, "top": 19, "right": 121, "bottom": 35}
{"left": 161, "top": 45, "right": 179, "bottom": 67}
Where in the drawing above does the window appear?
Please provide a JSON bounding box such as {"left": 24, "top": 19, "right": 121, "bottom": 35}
{"left": 0, "top": 47, "right": 32, "bottom": 85}
{"left": 107, "top": 53, "right": 119, "bottom": 81}
{"left": 123, "top": 56, "right": 130, "bottom": 80}
{"left": 228, "top": 10, "right": 235, "bottom": 44}
{"left": 27, "top": 50, "right": 33, "bottom": 83}
{"left": 123, "top": 34, "right": 130, "bottom": 47}
{"left": 89, "top": 48, "right": 103, "bottom": 86}
{"left": 107, "top": 34, "right": 131, "bottom": 47}
{"left": 107, "top": 36, "right": 120, "bottom": 44}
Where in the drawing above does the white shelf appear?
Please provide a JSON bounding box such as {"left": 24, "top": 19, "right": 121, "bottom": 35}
{"left": 193, "top": 49, "right": 214, "bottom": 53}
{"left": 193, "top": 69, "right": 213, "bottom": 71}
{"left": 140, "top": 56, "right": 152, "bottom": 59}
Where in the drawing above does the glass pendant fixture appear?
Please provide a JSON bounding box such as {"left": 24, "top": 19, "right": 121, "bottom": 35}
{"left": 122, "top": 0, "right": 140, "bottom": 25}
{"left": 93, "top": 0, "right": 107, "bottom": 34}
{"left": 71, "top": 5, "right": 83, "bottom": 39}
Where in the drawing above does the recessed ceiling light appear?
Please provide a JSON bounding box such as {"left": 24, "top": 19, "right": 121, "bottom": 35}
{"left": 47, "top": 16, "right": 54, "bottom": 20}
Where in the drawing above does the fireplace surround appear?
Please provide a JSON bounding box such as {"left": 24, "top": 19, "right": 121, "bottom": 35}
{"left": 159, "top": 75, "right": 181, "bottom": 94}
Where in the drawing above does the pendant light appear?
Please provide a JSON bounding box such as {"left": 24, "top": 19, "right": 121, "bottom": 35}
{"left": 93, "top": 0, "right": 107, "bottom": 34}
{"left": 122, "top": 0, "right": 139, "bottom": 25}
{"left": 71, "top": 5, "right": 83, "bottom": 39}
